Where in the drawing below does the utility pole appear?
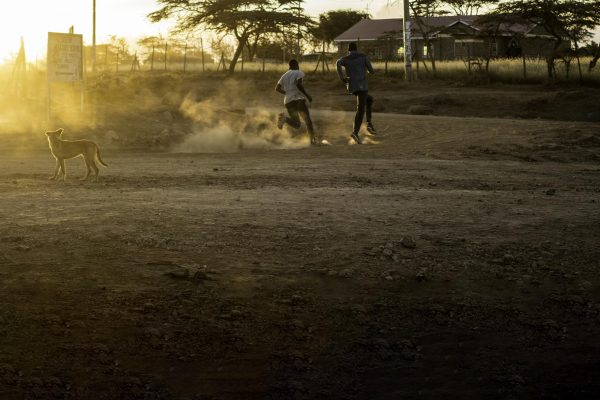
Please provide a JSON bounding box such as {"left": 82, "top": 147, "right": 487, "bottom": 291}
{"left": 92, "top": 0, "right": 96, "bottom": 73}
{"left": 403, "top": 0, "right": 412, "bottom": 81}
{"left": 296, "top": 1, "right": 301, "bottom": 59}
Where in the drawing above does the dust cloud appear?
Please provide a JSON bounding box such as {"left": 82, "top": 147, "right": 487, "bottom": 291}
{"left": 172, "top": 93, "right": 310, "bottom": 153}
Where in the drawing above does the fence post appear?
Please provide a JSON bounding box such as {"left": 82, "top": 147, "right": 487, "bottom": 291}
{"left": 164, "top": 42, "right": 168, "bottom": 70}
{"left": 151, "top": 45, "right": 155, "bottom": 71}
{"left": 183, "top": 43, "right": 188, "bottom": 72}
{"left": 322, "top": 41, "right": 326, "bottom": 73}
{"left": 200, "top": 37, "right": 205, "bottom": 72}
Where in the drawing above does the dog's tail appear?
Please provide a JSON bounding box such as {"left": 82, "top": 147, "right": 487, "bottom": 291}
{"left": 96, "top": 147, "right": 108, "bottom": 167}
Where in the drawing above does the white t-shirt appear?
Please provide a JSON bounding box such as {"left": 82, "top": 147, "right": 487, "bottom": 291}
{"left": 277, "top": 69, "right": 306, "bottom": 105}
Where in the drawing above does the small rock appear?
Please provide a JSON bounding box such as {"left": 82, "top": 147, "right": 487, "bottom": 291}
{"left": 408, "top": 105, "right": 434, "bottom": 115}
{"left": 165, "top": 269, "right": 189, "bottom": 280}
{"left": 415, "top": 268, "right": 428, "bottom": 282}
{"left": 0, "top": 363, "right": 16, "bottom": 375}
{"left": 546, "top": 188, "right": 556, "bottom": 196}
{"left": 125, "top": 376, "right": 143, "bottom": 387}
{"left": 94, "top": 344, "right": 110, "bottom": 353}
{"left": 373, "top": 338, "right": 390, "bottom": 348}
{"left": 290, "top": 320, "right": 305, "bottom": 329}
{"left": 401, "top": 236, "right": 417, "bottom": 249}
{"left": 291, "top": 294, "right": 303, "bottom": 304}
{"left": 509, "top": 374, "right": 526, "bottom": 385}
{"left": 543, "top": 319, "right": 559, "bottom": 330}
{"left": 162, "top": 111, "right": 174, "bottom": 123}
{"left": 146, "top": 327, "right": 161, "bottom": 337}
{"left": 586, "top": 111, "right": 600, "bottom": 121}
{"left": 29, "top": 377, "right": 43, "bottom": 386}
{"left": 338, "top": 268, "right": 354, "bottom": 278}
{"left": 350, "top": 304, "right": 367, "bottom": 314}
{"left": 105, "top": 130, "right": 119, "bottom": 142}
{"left": 193, "top": 271, "right": 211, "bottom": 281}
{"left": 502, "top": 253, "right": 515, "bottom": 264}
{"left": 67, "top": 320, "right": 86, "bottom": 329}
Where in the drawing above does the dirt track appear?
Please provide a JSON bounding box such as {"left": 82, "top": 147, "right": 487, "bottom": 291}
{"left": 1, "top": 110, "right": 600, "bottom": 399}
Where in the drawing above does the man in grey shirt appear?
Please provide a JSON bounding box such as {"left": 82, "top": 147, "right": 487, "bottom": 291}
{"left": 336, "top": 42, "right": 377, "bottom": 144}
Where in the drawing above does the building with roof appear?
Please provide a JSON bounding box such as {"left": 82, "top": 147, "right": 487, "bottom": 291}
{"left": 334, "top": 16, "right": 568, "bottom": 61}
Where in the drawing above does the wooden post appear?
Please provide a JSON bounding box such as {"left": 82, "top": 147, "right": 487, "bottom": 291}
{"left": 217, "top": 53, "right": 226, "bottom": 72}
{"left": 131, "top": 52, "right": 140, "bottom": 72}
{"left": 92, "top": 0, "right": 96, "bottom": 73}
{"left": 116, "top": 51, "right": 119, "bottom": 72}
{"left": 164, "top": 42, "right": 168, "bottom": 70}
{"left": 262, "top": 49, "right": 266, "bottom": 73}
{"left": 522, "top": 56, "right": 527, "bottom": 80}
{"left": 47, "top": 81, "right": 51, "bottom": 121}
{"left": 313, "top": 53, "right": 321, "bottom": 73}
{"left": 403, "top": 0, "right": 412, "bottom": 81}
{"left": 322, "top": 41, "right": 326, "bottom": 73}
{"left": 183, "top": 43, "right": 188, "bottom": 72}
{"left": 200, "top": 37, "right": 205, "bottom": 72}
{"left": 151, "top": 45, "right": 155, "bottom": 71}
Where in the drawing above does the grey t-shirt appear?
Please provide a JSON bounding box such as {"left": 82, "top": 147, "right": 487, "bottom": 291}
{"left": 336, "top": 51, "right": 374, "bottom": 94}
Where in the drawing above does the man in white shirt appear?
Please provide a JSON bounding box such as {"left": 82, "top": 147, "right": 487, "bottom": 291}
{"left": 275, "top": 59, "right": 317, "bottom": 145}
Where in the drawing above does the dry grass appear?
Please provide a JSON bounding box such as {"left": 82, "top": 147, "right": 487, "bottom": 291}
{"left": 219, "top": 57, "right": 600, "bottom": 84}
{"left": 3, "top": 56, "right": 599, "bottom": 85}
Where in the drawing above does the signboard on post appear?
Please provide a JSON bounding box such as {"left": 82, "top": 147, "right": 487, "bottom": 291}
{"left": 47, "top": 32, "right": 83, "bottom": 82}
{"left": 47, "top": 32, "right": 84, "bottom": 119}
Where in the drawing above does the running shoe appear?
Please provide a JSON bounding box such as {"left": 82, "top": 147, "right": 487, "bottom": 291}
{"left": 367, "top": 123, "right": 377, "bottom": 135}
{"left": 350, "top": 132, "right": 362, "bottom": 144}
{"left": 277, "top": 113, "right": 285, "bottom": 129}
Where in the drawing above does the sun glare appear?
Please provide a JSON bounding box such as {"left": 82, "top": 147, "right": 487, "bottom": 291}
{"left": 0, "top": 1, "right": 172, "bottom": 64}
{"left": 0, "top": 0, "right": 381, "bottom": 65}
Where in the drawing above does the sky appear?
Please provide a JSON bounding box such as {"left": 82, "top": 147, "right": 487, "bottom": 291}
{"left": 0, "top": 0, "right": 597, "bottom": 62}
{"left": 0, "top": 0, "right": 404, "bottom": 61}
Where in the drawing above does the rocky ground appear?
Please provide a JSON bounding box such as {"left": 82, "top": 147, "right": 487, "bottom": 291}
{"left": 0, "top": 74, "right": 599, "bottom": 399}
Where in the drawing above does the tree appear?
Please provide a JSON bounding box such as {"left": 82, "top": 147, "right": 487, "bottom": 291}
{"left": 443, "top": 0, "right": 498, "bottom": 15}
{"left": 311, "top": 10, "right": 369, "bottom": 47}
{"left": 475, "top": 13, "right": 523, "bottom": 72}
{"left": 588, "top": 41, "right": 600, "bottom": 72}
{"left": 108, "top": 35, "right": 131, "bottom": 71}
{"left": 149, "top": 0, "right": 312, "bottom": 73}
{"left": 493, "top": 0, "right": 600, "bottom": 79}
{"left": 410, "top": 0, "right": 448, "bottom": 76}
{"left": 109, "top": 35, "right": 130, "bottom": 57}
{"left": 138, "top": 35, "right": 166, "bottom": 69}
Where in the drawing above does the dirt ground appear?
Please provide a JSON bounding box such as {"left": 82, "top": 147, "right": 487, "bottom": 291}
{"left": 1, "top": 74, "right": 600, "bottom": 399}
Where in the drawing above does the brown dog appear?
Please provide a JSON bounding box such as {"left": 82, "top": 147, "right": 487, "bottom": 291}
{"left": 46, "top": 128, "right": 107, "bottom": 181}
